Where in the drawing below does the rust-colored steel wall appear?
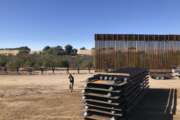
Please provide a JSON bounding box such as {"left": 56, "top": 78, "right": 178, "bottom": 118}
{"left": 95, "top": 34, "right": 180, "bottom": 71}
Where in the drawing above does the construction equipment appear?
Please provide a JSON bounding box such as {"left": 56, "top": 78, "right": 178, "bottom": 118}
{"left": 82, "top": 68, "right": 149, "bottom": 120}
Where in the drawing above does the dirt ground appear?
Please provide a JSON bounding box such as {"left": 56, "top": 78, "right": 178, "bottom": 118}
{"left": 0, "top": 73, "right": 92, "bottom": 120}
{"left": 0, "top": 73, "right": 180, "bottom": 120}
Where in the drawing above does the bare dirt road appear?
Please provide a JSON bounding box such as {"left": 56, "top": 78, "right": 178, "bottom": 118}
{"left": 0, "top": 74, "right": 180, "bottom": 120}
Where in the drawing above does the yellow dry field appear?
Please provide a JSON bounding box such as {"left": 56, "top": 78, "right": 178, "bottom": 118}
{"left": 0, "top": 73, "right": 180, "bottom": 120}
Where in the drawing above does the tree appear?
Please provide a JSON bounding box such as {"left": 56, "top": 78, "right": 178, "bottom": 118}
{"left": 80, "top": 47, "right": 86, "bottom": 50}
{"left": 0, "top": 56, "right": 8, "bottom": 67}
{"left": 18, "top": 50, "right": 29, "bottom": 55}
{"left": 42, "top": 46, "right": 65, "bottom": 56}
{"left": 32, "top": 55, "right": 44, "bottom": 69}
{"left": 65, "top": 44, "right": 73, "bottom": 55}
{"left": 43, "top": 46, "right": 50, "bottom": 51}
{"left": 45, "top": 48, "right": 54, "bottom": 55}
{"left": 24, "top": 59, "right": 34, "bottom": 67}
{"left": 0, "top": 45, "right": 95, "bottom": 73}
{"left": 19, "top": 46, "right": 31, "bottom": 53}
{"left": 54, "top": 46, "right": 65, "bottom": 55}
{"left": 17, "top": 46, "right": 31, "bottom": 56}
{"left": 18, "top": 46, "right": 31, "bottom": 51}
{"left": 6, "top": 57, "right": 22, "bottom": 73}
{"left": 72, "top": 49, "right": 77, "bottom": 55}
{"left": 61, "top": 60, "right": 69, "bottom": 68}
{"left": 76, "top": 56, "right": 83, "bottom": 67}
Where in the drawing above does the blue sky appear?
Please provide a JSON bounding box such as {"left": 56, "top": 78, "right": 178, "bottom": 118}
{"left": 0, "top": 0, "right": 180, "bottom": 50}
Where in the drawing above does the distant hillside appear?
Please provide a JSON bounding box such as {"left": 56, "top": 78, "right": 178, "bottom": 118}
{"left": 0, "top": 49, "right": 20, "bottom": 56}
{"left": 77, "top": 49, "right": 95, "bottom": 56}
{"left": 0, "top": 47, "right": 30, "bottom": 56}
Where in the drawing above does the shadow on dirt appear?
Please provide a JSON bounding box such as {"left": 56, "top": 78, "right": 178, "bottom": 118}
{"left": 128, "top": 88, "right": 177, "bottom": 120}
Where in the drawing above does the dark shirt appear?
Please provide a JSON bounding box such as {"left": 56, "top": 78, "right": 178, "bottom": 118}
{"left": 69, "top": 75, "right": 74, "bottom": 83}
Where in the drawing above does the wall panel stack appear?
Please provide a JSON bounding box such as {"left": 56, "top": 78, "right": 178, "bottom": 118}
{"left": 82, "top": 68, "right": 149, "bottom": 120}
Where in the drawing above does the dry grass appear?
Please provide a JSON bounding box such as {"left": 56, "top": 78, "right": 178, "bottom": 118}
{"left": 0, "top": 74, "right": 180, "bottom": 120}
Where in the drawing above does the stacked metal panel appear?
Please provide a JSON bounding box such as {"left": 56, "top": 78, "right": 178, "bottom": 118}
{"left": 82, "top": 68, "right": 149, "bottom": 120}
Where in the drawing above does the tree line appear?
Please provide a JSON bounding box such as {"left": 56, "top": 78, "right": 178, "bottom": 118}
{"left": 0, "top": 45, "right": 94, "bottom": 72}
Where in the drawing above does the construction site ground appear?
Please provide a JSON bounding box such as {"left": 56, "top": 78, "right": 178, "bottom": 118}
{"left": 0, "top": 71, "right": 180, "bottom": 120}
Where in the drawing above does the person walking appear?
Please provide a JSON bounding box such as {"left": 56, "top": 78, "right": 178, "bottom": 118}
{"left": 68, "top": 73, "right": 74, "bottom": 92}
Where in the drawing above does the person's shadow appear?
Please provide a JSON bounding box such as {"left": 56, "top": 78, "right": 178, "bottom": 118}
{"left": 128, "top": 88, "right": 177, "bottom": 120}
